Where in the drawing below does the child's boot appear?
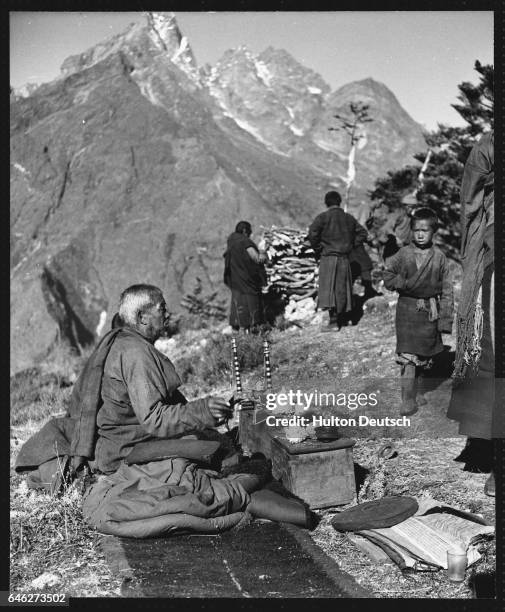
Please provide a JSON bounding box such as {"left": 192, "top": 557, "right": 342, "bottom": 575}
{"left": 415, "top": 367, "right": 428, "bottom": 406}
{"left": 400, "top": 363, "right": 418, "bottom": 416}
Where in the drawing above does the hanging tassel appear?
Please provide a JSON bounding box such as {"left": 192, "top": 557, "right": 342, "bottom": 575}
{"left": 428, "top": 297, "right": 439, "bottom": 322}
{"left": 415, "top": 297, "right": 439, "bottom": 321}
{"left": 464, "top": 293, "right": 484, "bottom": 372}
{"left": 454, "top": 287, "right": 484, "bottom": 378}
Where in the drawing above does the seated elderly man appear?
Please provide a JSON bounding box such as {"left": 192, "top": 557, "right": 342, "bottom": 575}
{"left": 71, "top": 284, "right": 233, "bottom": 474}
{"left": 66, "top": 284, "right": 315, "bottom": 537}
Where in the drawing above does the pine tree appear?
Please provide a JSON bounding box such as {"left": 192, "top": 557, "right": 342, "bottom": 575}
{"left": 452, "top": 60, "right": 493, "bottom": 136}
{"left": 369, "top": 61, "right": 493, "bottom": 260}
{"left": 329, "top": 101, "right": 373, "bottom": 211}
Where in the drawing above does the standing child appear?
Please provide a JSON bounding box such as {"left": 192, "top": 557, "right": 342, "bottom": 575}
{"left": 383, "top": 208, "right": 454, "bottom": 416}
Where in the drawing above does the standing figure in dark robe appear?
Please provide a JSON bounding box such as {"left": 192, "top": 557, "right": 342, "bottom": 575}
{"left": 383, "top": 208, "right": 454, "bottom": 416}
{"left": 447, "top": 131, "right": 496, "bottom": 495}
{"left": 349, "top": 200, "right": 381, "bottom": 300}
{"left": 224, "top": 221, "right": 267, "bottom": 333}
{"left": 349, "top": 245, "right": 382, "bottom": 300}
{"left": 308, "top": 191, "right": 368, "bottom": 330}
{"left": 377, "top": 196, "right": 415, "bottom": 261}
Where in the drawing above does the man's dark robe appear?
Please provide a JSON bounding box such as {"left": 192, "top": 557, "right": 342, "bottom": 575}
{"left": 95, "top": 328, "right": 217, "bottom": 474}
{"left": 82, "top": 458, "right": 255, "bottom": 538}
{"left": 452, "top": 131, "right": 494, "bottom": 377}
{"left": 378, "top": 208, "right": 413, "bottom": 260}
{"left": 308, "top": 206, "right": 367, "bottom": 313}
{"left": 349, "top": 244, "right": 373, "bottom": 281}
{"left": 16, "top": 327, "right": 266, "bottom": 537}
{"left": 69, "top": 328, "right": 123, "bottom": 458}
{"left": 383, "top": 244, "right": 453, "bottom": 356}
{"left": 223, "top": 232, "right": 266, "bottom": 328}
{"left": 448, "top": 131, "right": 497, "bottom": 438}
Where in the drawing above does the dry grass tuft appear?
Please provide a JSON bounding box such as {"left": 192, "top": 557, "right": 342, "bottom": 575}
{"left": 9, "top": 341, "right": 120, "bottom": 596}
{"left": 10, "top": 386, "right": 72, "bottom": 428}
{"left": 10, "top": 474, "right": 122, "bottom": 596}
{"left": 173, "top": 332, "right": 267, "bottom": 396}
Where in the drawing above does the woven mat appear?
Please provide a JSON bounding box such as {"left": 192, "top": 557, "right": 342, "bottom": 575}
{"left": 100, "top": 521, "right": 370, "bottom": 598}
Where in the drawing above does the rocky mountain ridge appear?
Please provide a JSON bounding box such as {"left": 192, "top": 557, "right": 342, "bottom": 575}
{"left": 205, "top": 45, "right": 425, "bottom": 185}
{"left": 11, "top": 12, "right": 425, "bottom": 373}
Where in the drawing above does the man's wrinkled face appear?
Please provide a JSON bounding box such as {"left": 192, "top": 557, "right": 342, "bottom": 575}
{"left": 143, "top": 298, "right": 169, "bottom": 340}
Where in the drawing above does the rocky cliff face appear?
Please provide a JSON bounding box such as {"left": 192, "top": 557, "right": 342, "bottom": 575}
{"left": 10, "top": 12, "right": 425, "bottom": 372}
{"left": 206, "top": 49, "right": 426, "bottom": 188}
{"left": 206, "top": 46, "right": 330, "bottom": 155}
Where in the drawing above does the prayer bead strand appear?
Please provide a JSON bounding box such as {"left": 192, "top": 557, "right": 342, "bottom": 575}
{"left": 231, "top": 337, "right": 243, "bottom": 394}
{"left": 263, "top": 339, "right": 273, "bottom": 391}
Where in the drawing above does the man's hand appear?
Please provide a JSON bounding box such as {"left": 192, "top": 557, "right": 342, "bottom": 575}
{"left": 208, "top": 396, "right": 234, "bottom": 426}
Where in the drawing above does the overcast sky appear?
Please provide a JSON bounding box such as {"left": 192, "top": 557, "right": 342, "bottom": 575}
{"left": 10, "top": 11, "right": 493, "bottom": 130}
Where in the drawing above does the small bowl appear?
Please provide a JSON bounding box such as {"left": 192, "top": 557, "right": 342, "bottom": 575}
{"left": 314, "top": 426, "right": 340, "bottom": 441}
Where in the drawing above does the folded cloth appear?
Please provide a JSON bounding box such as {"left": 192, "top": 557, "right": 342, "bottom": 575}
{"left": 125, "top": 439, "right": 221, "bottom": 466}
{"left": 82, "top": 457, "right": 256, "bottom": 537}
{"left": 15, "top": 417, "right": 75, "bottom": 472}
{"left": 24, "top": 456, "right": 72, "bottom": 494}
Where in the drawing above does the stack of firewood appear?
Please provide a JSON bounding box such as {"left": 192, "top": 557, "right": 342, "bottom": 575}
{"left": 261, "top": 226, "right": 318, "bottom": 300}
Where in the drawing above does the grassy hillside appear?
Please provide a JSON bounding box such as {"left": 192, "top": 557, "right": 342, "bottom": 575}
{"left": 10, "top": 302, "right": 495, "bottom": 598}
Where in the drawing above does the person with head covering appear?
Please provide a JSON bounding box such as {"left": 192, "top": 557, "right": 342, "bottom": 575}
{"left": 349, "top": 200, "right": 381, "bottom": 299}
{"left": 308, "top": 190, "right": 368, "bottom": 330}
{"left": 223, "top": 221, "right": 267, "bottom": 333}
{"left": 447, "top": 131, "right": 496, "bottom": 495}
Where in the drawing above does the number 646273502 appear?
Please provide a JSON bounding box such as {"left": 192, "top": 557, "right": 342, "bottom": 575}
{"left": 5, "top": 592, "right": 67, "bottom": 605}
